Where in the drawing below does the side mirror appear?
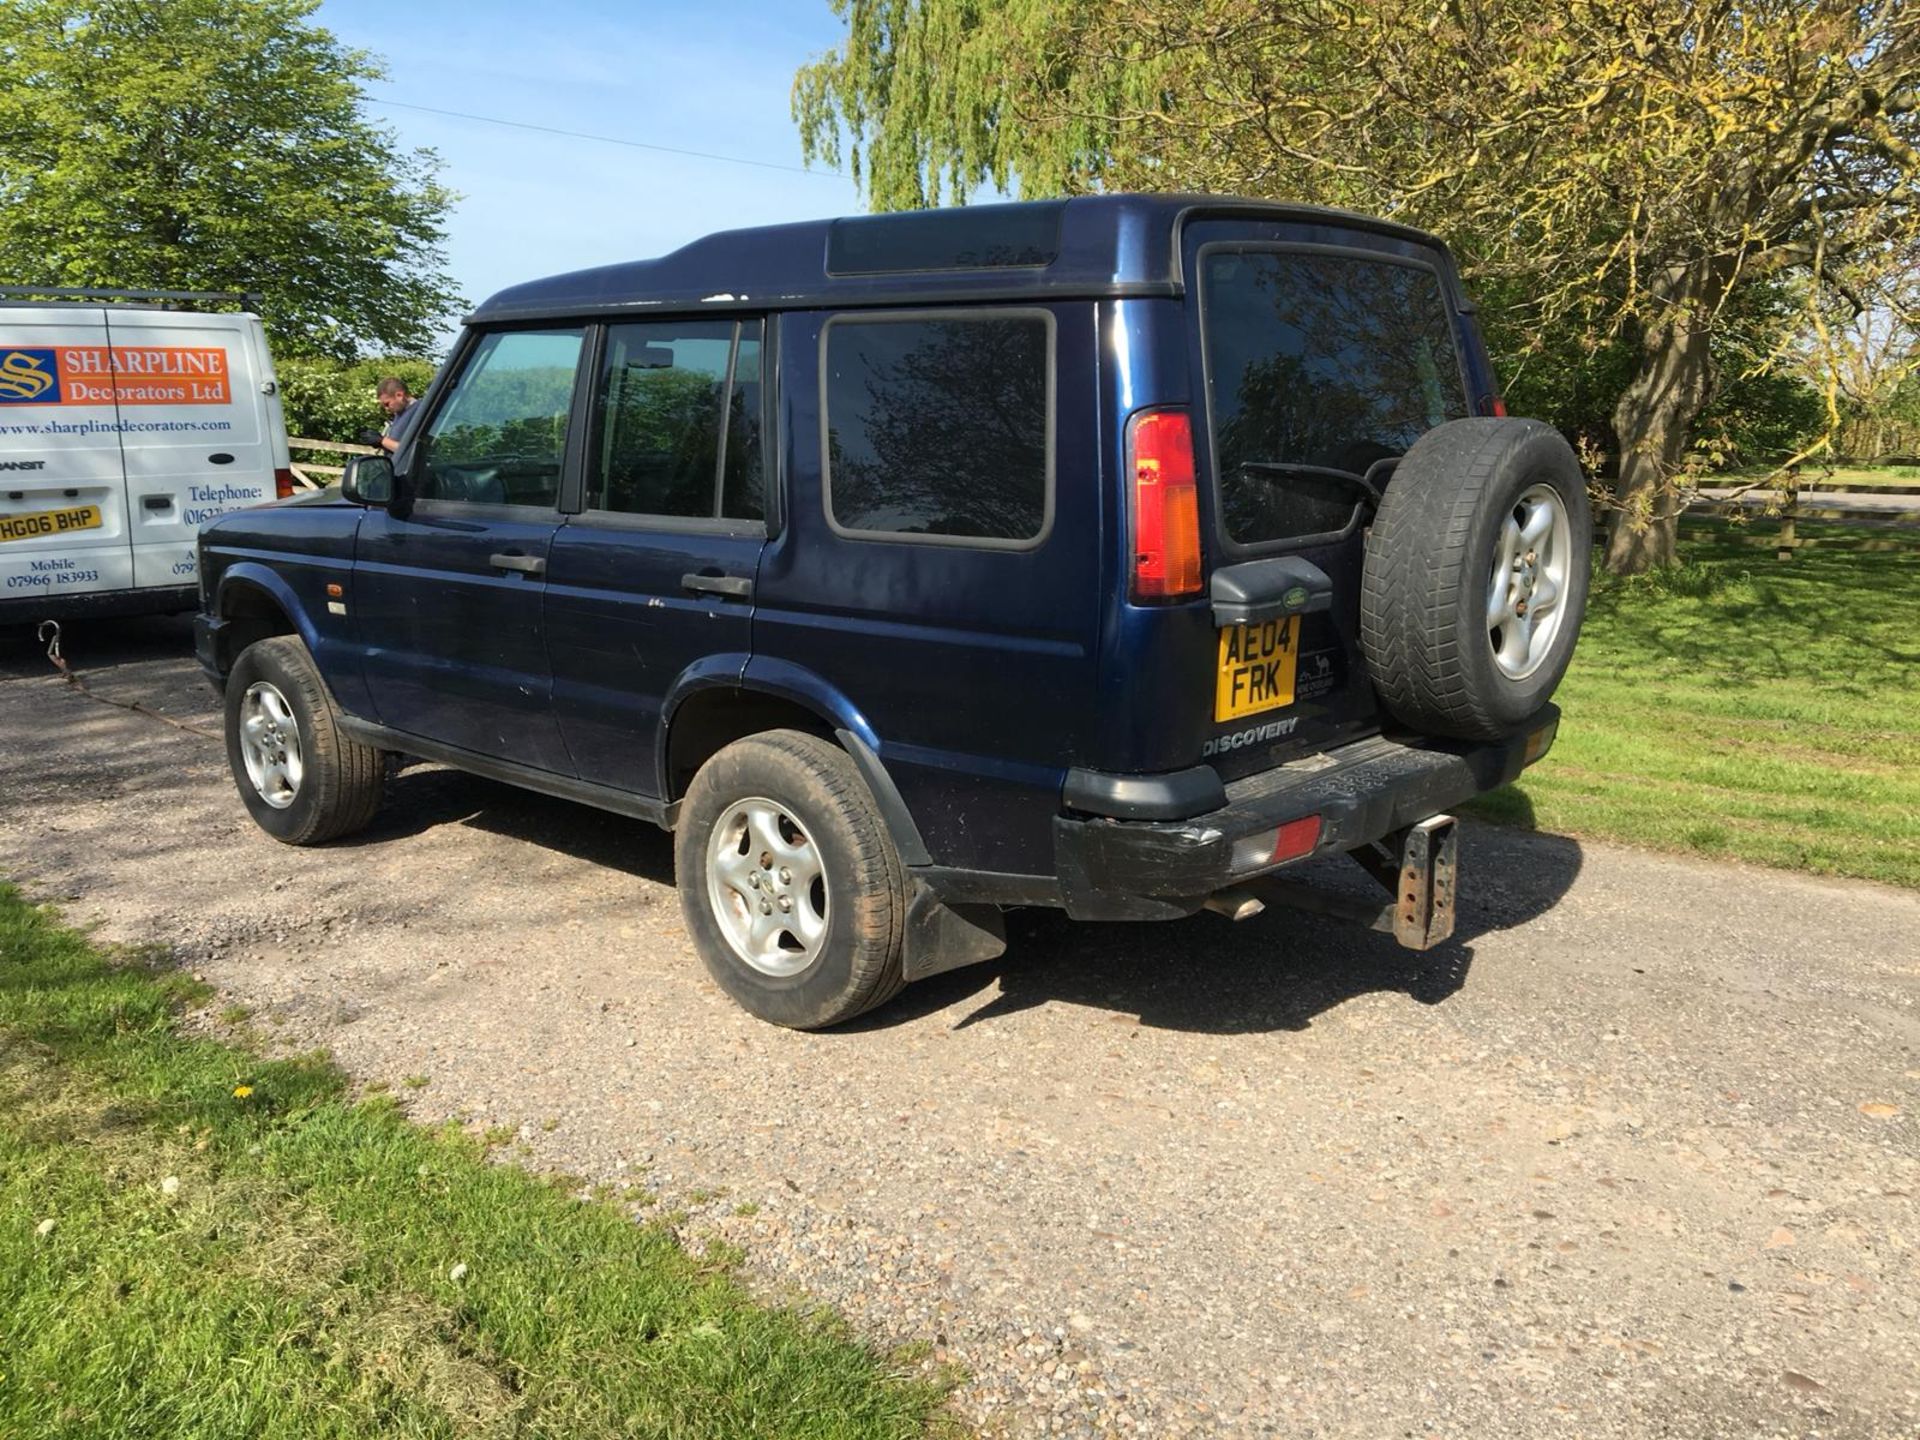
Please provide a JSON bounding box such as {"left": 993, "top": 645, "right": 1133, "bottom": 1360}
{"left": 341, "top": 453, "right": 392, "bottom": 507}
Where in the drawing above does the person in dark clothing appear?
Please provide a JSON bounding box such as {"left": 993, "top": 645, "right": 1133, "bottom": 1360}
{"left": 375, "top": 377, "right": 415, "bottom": 453}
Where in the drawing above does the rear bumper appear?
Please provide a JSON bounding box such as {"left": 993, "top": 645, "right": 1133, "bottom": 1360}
{"left": 1052, "top": 707, "right": 1558, "bottom": 919}
{"left": 0, "top": 584, "right": 196, "bottom": 627}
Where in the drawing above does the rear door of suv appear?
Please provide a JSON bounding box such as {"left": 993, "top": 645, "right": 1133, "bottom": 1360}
{"left": 1110, "top": 216, "right": 1486, "bottom": 784}
{"left": 543, "top": 318, "right": 767, "bottom": 797}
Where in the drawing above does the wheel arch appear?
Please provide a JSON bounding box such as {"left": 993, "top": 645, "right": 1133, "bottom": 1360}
{"left": 661, "top": 659, "right": 931, "bottom": 866}
{"left": 209, "top": 564, "right": 312, "bottom": 676}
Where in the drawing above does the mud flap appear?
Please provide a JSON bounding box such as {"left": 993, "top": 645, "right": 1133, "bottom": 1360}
{"left": 901, "top": 880, "right": 1008, "bottom": 982}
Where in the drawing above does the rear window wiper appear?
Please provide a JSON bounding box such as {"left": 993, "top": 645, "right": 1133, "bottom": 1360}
{"left": 1235, "top": 456, "right": 1400, "bottom": 509}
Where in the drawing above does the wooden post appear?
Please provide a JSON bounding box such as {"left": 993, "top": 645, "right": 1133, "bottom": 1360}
{"left": 1776, "top": 464, "right": 1799, "bottom": 561}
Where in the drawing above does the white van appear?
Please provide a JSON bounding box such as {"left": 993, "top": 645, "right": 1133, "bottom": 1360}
{"left": 0, "top": 288, "right": 292, "bottom": 624}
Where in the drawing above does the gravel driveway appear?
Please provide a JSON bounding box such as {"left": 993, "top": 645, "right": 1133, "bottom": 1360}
{"left": 4, "top": 616, "right": 1917, "bottom": 1439}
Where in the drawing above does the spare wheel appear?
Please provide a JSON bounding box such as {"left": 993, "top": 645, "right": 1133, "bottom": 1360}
{"left": 1360, "top": 418, "right": 1592, "bottom": 741}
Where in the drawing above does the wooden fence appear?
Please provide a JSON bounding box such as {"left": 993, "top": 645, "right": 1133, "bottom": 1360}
{"left": 286, "top": 437, "right": 377, "bottom": 490}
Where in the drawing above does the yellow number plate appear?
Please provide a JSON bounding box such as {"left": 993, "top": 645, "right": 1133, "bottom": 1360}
{"left": 1215, "top": 615, "right": 1300, "bottom": 721}
{"left": 0, "top": 505, "right": 102, "bottom": 543}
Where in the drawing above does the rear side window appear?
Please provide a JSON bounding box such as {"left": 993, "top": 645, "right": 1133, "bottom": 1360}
{"left": 823, "top": 312, "right": 1052, "bottom": 545}
{"left": 1200, "top": 249, "right": 1468, "bottom": 546}
{"left": 587, "top": 319, "right": 764, "bottom": 522}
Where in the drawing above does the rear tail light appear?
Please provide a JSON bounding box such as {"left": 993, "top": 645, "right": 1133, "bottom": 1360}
{"left": 273, "top": 467, "right": 295, "bottom": 500}
{"left": 1126, "top": 408, "right": 1202, "bottom": 601}
{"left": 1489, "top": 395, "right": 1508, "bottom": 417}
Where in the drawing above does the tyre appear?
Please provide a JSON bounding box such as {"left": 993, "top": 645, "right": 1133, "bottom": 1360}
{"left": 224, "top": 635, "right": 385, "bottom": 844}
{"left": 675, "top": 729, "right": 908, "bottom": 1030}
{"left": 1361, "top": 418, "right": 1592, "bottom": 741}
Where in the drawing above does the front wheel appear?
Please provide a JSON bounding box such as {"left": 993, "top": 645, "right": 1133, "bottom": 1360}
{"left": 224, "top": 635, "right": 385, "bottom": 845}
{"left": 675, "top": 730, "right": 908, "bottom": 1029}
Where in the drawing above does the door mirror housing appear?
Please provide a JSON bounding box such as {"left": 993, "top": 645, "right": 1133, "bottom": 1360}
{"left": 341, "top": 453, "right": 392, "bottom": 507}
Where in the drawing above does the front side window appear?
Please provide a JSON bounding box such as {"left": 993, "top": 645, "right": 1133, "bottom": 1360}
{"left": 587, "top": 320, "right": 764, "bottom": 522}
{"left": 1201, "top": 250, "right": 1468, "bottom": 546}
{"left": 417, "top": 328, "right": 584, "bottom": 507}
{"left": 824, "top": 313, "right": 1051, "bottom": 544}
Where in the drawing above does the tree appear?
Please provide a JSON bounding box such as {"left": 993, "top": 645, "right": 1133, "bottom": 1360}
{"left": 795, "top": 0, "right": 1920, "bottom": 571}
{"left": 276, "top": 355, "right": 436, "bottom": 442}
{"left": 0, "top": 0, "right": 460, "bottom": 357}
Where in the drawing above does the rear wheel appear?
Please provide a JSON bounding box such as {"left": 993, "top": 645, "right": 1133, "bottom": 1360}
{"left": 224, "top": 636, "right": 384, "bottom": 844}
{"left": 1361, "top": 418, "right": 1591, "bottom": 740}
{"left": 676, "top": 730, "right": 908, "bottom": 1029}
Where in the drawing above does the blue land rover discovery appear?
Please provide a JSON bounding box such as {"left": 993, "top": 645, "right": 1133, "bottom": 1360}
{"left": 195, "top": 195, "right": 1588, "bottom": 1029}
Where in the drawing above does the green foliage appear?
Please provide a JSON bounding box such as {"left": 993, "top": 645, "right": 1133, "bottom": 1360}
{"left": 0, "top": 0, "right": 462, "bottom": 357}
{"left": 1694, "top": 369, "right": 1827, "bottom": 470}
{"left": 277, "top": 355, "right": 437, "bottom": 443}
{"left": 796, "top": 0, "right": 1920, "bottom": 571}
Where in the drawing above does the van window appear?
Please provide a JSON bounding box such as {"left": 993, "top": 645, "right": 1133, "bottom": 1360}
{"left": 1200, "top": 249, "right": 1468, "bottom": 546}
{"left": 824, "top": 313, "right": 1050, "bottom": 544}
{"left": 587, "top": 319, "right": 764, "bottom": 521}
{"left": 419, "top": 328, "right": 584, "bottom": 507}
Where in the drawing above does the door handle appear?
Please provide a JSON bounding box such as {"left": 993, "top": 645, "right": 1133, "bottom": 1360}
{"left": 490, "top": 552, "right": 546, "bottom": 575}
{"left": 682, "top": 573, "right": 753, "bottom": 600}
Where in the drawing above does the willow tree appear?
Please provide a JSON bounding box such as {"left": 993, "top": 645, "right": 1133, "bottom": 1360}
{"left": 795, "top": 0, "right": 1920, "bottom": 571}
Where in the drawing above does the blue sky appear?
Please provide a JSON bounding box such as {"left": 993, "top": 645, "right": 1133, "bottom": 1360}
{"left": 314, "top": 0, "right": 867, "bottom": 337}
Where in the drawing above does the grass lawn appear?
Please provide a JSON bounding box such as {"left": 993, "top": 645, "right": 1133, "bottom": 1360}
{"left": 1468, "top": 518, "right": 1920, "bottom": 888}
{"left": 0, "top": 887, "right": 955, "bottom": 1439}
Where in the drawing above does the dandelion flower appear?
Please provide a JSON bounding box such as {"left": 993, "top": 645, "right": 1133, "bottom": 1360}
{"left": 35, "top": 1219, "right": 55, "bottom": 1237}
{"left": 232, "top": 1085, "right": 253, "bottom": 1099}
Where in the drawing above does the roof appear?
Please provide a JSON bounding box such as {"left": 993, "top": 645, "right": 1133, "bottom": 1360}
{"left": 469, "top": 193, "right": 1447, "bottom": 324}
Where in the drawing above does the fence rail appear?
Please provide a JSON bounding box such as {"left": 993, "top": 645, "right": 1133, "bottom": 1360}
{"left": 286, "top": 437, "right": 377, "bottom": 490}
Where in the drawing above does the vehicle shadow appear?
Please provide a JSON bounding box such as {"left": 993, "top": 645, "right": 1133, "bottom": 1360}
{"left": 338, "top": 766, "right": 1583, "bottom": 1040}
{"left": 345, "top": 765, "right": 678, "bottom": 886}
{"left": 855, "top": 822, "right": 1584, "bottom": 1037}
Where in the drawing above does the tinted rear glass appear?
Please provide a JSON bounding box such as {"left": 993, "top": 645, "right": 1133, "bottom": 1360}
{"left": 827, "top": 204, "right": 1062, "bottom": 275}
{"left": 1201, "top": 249, "right": 1468, "bottom": 545}
{"left": 824, "top": 314, "right": 1051, "bottom": 543}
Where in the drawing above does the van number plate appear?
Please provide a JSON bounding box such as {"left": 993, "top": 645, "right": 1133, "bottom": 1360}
{"left": 0, "top": 505, "right": 102, "bottom": 542}
{"left": 1215, "top": 615, "right": 1300, "bottom": 722}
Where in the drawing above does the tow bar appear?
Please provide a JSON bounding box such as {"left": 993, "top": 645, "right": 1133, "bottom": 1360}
{"left": 1244, "top": 814, "right": 1459, "bottom": 951}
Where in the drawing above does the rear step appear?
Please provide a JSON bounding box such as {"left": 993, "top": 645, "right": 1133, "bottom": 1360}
{"left": 1210, "top": 814, "right": 1459, "bottom": 951}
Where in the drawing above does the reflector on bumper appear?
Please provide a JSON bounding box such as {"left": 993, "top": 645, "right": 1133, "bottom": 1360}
{"left": 1230, "top": 813, "right": 1322, "bottom": 874}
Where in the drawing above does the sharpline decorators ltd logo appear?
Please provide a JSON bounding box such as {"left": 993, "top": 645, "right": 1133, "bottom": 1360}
{"left": 0, "top": 349, "right": 60, "bottom": 403}
{"left": 0, "top": 345, "right": 231, "bottom": 406}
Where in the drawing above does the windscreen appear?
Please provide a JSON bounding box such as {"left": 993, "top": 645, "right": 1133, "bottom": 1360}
{"left": 1200, "top": 248, "right": 1469, "bottom": 545}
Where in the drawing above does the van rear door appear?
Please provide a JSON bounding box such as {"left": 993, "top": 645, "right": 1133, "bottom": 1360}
{"left": 0, "top": 305, "right": 134, "bottom": 605}
{"left": 102, "top": 308, "right": 276, "bottom": 594}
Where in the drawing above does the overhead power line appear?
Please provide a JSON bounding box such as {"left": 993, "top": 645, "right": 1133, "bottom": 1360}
{"left": 362, "top": 96, "right": 846, "bottom": 180}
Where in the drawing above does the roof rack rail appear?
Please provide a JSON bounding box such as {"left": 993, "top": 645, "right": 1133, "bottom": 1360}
{"left": 0, "top": 285, "right": 263, "bottom": 310}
